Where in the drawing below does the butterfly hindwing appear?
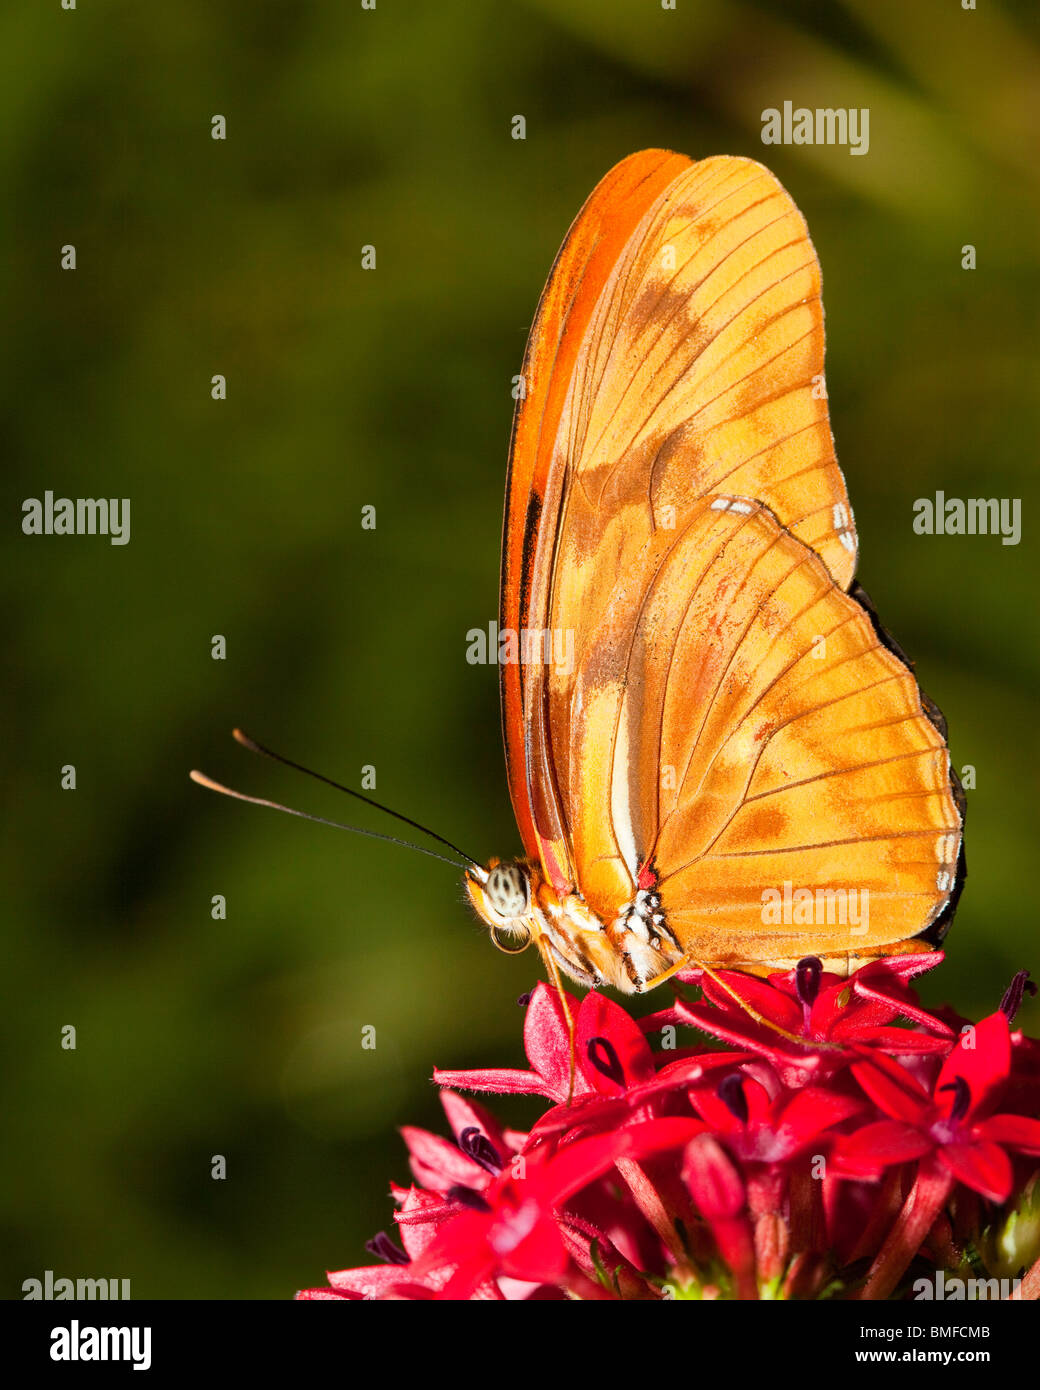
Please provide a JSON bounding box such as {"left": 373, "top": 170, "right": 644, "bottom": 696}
{"left": 563, "top": 495, "right": 959, "bottom": 963}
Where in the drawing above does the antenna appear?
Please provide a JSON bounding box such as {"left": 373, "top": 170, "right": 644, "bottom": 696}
{"left": 228, "top": 728, "right": 481, "bottom": 867}
{"left": 189, "top": 769, "right": 472, "bottom": 872}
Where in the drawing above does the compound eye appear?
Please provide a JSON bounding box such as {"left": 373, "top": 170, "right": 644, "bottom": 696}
{"left": 486, "top": 864, "right": 529, "bottom": 919}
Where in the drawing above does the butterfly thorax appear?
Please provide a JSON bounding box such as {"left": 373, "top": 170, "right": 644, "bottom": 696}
{"left": 465, "top": 858, "right": 686, "bottom": 995}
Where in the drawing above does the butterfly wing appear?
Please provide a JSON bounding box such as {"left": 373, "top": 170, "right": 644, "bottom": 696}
{"left": 502, "top": 148, "right": 961, "bottom": 965}
{"left": 504, "top": 150, "right": 855, "bottom": 886}
{"left": 502, "top": 149, "right": 693, "bottom": 891}
{"left": 565, "top": 494, "right": 962, "bottom": 968}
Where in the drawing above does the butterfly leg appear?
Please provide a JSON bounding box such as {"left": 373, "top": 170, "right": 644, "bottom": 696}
{"left": 608, "top": 890, "right": 686, "bottom": 992}
{"left": 639, "top": 954, "right": 695, "bottom": 992}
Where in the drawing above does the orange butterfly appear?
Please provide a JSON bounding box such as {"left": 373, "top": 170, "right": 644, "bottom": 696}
{"left": 464, "top": 148, "right": 965, "bottom": 996}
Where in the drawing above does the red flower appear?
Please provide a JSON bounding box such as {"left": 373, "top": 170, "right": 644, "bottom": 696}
{"left": 400, "top": 1090, "right": 519, "bottom": 1195}
{"left": 673, "top": 954, "right": 954, "bottom": 1087}
{"left": 412, "top": 1118, "right": 705, "bottom": 1299}
{"left": 441, "top": 984, "right": 749, "bottom": 1151}
{"left": 832, "top": 1011, "right": 1040, "bottom": 1202}
{"left": 296, "top": 962, "right": 1040, "bottom": 1301}
{"left": 433, "top": 984, "right": 594, "bottom": 1103}
{"left": 688, "top": 1071, "right": 862, "bottom": 1166}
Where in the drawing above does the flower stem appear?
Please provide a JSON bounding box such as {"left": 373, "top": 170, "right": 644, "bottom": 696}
{"left": 857, "top": 1157, "right": 953, "bottom": 1300}
{"left": 615, "top": 1157, "right": 692, "bottom": 1279}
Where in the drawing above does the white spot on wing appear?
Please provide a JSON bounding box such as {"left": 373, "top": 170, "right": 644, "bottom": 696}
{"left": 936, "top": 833, "right": 957, "bottom": 863}
{"left": 709, "top": 496, "right": 755, "bottom": 516}
{"left": 610, "top": 693, "right": 640, "bottom": 881}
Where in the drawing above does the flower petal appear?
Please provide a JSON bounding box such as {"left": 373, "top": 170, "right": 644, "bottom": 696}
{"left": 831, "top": 1121, "right": 931, "bottom": 1178}
{"left": 433, "top": 1065, "right": 552, "bottom": 1096}
{"left": 577, "top": 990, "right": 656, "bottom": 1094}
{"left": 939, "top": 1139, "right": 1013, "bottom": 1204}
{"left": 523, "top": 983, "right": 588, "bottom": 1102}
{"left": 700, "top": 970, "right": 803, "bottom": 1032}
{"left": 440, "top": 1090, "right": 511, "bottom": 1159}
{"left": 855, "top": 952, "right": 945, "bottom": 987}
{"left": 325, "top": 1264, "right": 430, "bottom": 1296}
{"left": 775, "top": 1086, "right": 864, "bottom": 1144}
{"left": 533, "top": 1118, "right": 706, "bottom": 1208}
{"left": 850, "top": 1053, "right": 931, "bottom": 1123}
{"left": 844, "top": 1026, "right": 953, "bottom": 1055}
{"left": 672, "top": 999, "right": 823, "bottom": 1085}
{"left": 393, "top": 1186, "right": 456, "bottom": 1259}
{"left": 682, "top": 1132, "right": 745, "bottom": 1219}
{"left": 399, "top": 1125, "right": 488, "bottom": 1193}
{"left": 934, "top": 1012, "right": 1012, "bottom": 1120}
{"left": 846, "top": 985, "right": 955, "bottom": 1039}
{"left": 974, "top": 1113, "right": 1040, "bottom": 1156}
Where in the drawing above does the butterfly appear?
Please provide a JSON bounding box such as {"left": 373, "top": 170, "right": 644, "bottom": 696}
{"left": 463, "top": 148, "right": 965, "bottom": 996}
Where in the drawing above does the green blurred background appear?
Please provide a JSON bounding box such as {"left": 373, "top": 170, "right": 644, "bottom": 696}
{"left": 3, "top": 0, "right": 1038, "bottom": 1298}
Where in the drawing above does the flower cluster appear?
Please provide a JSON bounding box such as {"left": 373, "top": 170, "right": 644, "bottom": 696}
{"left": 297, "top": 954, "right": 1040, "bottom": 1300}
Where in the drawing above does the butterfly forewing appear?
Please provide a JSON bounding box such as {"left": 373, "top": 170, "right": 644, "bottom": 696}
{"left": 554, "top": 156, "right": 855, "bottom": 580}
{"left": 502, "top": 149, "right": 692, "bottom": 888}
{"left": 505, "top": 152, "right": 856, "bottom": 875}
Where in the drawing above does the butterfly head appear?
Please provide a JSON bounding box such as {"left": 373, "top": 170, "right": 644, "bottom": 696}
{"left": 466, "top": 860, "right": 626, "bottom": 990}
{"left": 465, "top": 858, "right": 535, "bottom": 955}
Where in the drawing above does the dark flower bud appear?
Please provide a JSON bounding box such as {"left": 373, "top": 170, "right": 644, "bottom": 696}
{"left": 796, "top": 956, "right": 823, "bottom": 1008}
{"left": 446, "top": 1185, "right": 492, "bottom": 1212}
{"left": 364, "top": 1231, "right": 409, "bottom": 1266}
{"left": 459, "top": 1125, "right": 503, "bottom": 1175}
{"left": 1000, "top": 970, "right": 1037, "bottom": 1024}
{"left": 719, "top": 1072, "right": 749, "bottom": 1124}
